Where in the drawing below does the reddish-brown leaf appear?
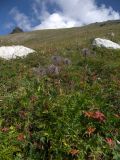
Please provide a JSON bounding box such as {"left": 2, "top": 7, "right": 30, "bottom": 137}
{"left": 1, "top": 127, "right": 9, "bottom": 132}
{"left": 69, "top": 149, "right": 79, "bottom": 156}
{"left": 17, "top": 133, "right": 25, "bottom": 141}
{"left": 86, "top": 127, "right": 96, "bottom": 137}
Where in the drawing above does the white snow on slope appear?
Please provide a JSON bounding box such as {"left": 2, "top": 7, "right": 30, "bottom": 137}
{"left": 0, "top": 45, "right": 35, "bottom": 60}
{"left": 93, "top": 38, "right": 120, "bottom": 49}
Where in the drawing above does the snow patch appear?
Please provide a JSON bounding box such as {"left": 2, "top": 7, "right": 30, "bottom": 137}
{"left": 93, "top": 38, "right": 120, "bottom": 49}
{"left": 0, "top": 45, "right": 35, "bottom": 60}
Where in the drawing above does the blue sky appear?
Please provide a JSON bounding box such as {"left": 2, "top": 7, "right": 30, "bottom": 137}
{"left": 0, "top": 0, "right": 120, "bottom": 35}
{"left": 97, "top": 0, "right": 120, "bottom": 11}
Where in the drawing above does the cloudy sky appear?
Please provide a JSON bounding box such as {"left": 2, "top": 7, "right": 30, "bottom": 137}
{"left": 0, "top": 0, "right": 120, "bottom": 35}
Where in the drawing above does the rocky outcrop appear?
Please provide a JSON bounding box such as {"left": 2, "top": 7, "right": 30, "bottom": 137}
{"left": 0, "top": 45, "right": 35, "bottom": 60}
{"left": 93, "top": 38, "right": 120, "bottom": 49}
{"left": 10, "top": 27, "right": 24, "bottom": 34}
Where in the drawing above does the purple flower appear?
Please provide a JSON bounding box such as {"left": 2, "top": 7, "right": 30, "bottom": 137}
{"left": 32, "top": 67, "right": 47, "bottom": 76}
{"left": 82, "top": 48, "right": 90, "bottom": 56}
{"left": 63, "top": 58, "right": 71, "bottom": 65}
{"left": 51, "top": 55, "right": 63, "bottom": 66}
{"left": 47, "top": 64, "right": 60, "bottom": 75}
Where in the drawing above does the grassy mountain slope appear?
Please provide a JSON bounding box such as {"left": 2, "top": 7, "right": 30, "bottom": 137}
{"left": 0, "top": 20, "right": 120, "bottom": 49}
{"left": 0, "top": 20, "right": 120, "bottom": 160}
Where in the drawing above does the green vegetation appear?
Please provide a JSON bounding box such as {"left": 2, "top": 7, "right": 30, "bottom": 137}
{"left": 0, "top": 21, "right": 120, "bottom": 159}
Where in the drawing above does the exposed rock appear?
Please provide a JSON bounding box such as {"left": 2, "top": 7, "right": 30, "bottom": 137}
{"left": 93, "top": 38, "right": 120, "bottom": 49}
{"left": 0, "top": 45, "right": 35, "bottom": 60}
{"left": 10, "top": 27, "right": 24, "bottom": 34}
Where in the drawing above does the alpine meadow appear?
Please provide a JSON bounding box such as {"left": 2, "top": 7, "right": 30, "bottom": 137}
{"left": 0, "top": 20, "right": 120, "bottom": 159}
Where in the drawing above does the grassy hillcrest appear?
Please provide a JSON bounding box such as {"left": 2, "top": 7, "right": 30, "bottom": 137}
{"left": 0, "top": 20, "right": 120, "bottom": 49}
{"left": 0, "top": 20, "right": 120, "bottom": 160}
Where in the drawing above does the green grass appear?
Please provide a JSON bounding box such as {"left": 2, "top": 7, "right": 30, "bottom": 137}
{"left": 0, "top": 21, "right": 120, "bottom": 160}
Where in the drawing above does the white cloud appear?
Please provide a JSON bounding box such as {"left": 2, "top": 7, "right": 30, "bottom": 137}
{"left": 32, "top": 0, "right": 120, "bottom": 30}
{"left": 9, "top": 0, "right": 120, "bottom": 31}
{"left": 32, "top": 0, "right": 50, "bottom": 21}
{"left": 33, "top": 13, "right": 77, "bottom": 30}
{"left": 10, "top": 7, "right": 32, "bottom": 31}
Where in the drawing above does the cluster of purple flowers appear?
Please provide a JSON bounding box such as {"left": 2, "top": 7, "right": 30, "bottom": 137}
{"left": 51, "top": 55, "right": 71, "bottom": 66}
{"left": 32, "top": 55, "right": 71, "bottom": 77}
